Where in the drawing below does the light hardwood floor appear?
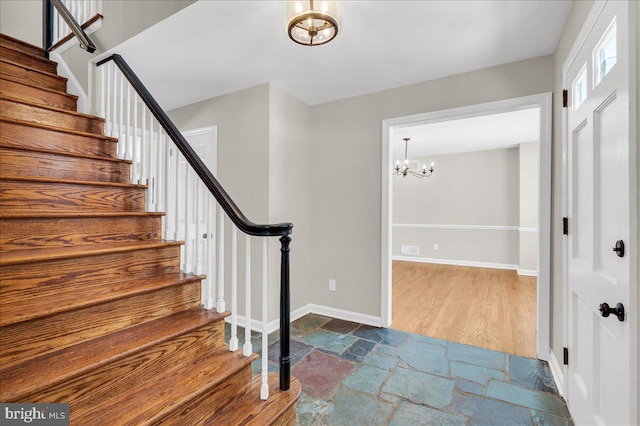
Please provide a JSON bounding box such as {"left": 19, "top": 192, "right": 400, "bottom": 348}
{"left": 392, "top": 261, "right": 537, "bottom": 358}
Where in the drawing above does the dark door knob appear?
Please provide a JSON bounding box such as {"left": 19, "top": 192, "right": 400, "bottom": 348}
{"left": 599, "top": 302, "right": 625, "bottom": 322}
{"left": 613, "top": 240, "right": 624, "bottom": 257}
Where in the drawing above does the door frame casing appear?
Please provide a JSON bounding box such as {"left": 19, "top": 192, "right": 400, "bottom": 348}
{"left": 561, "top": 0, "right": 637, "bottom": 423}
{"left": 380, "top": 93, "right": 553, "bottom": 360}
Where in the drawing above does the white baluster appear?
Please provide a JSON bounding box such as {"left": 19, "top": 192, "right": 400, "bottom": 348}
{"left": 261, "top": 238, "right": 269, "bottom": 400}
{"left": 183, "top": 167, "right": 192, "bottom": 272}
{"left": 162, "top": 136, "right": 170, "bottom": 238}
{"left": 105, "top": 62, "right": 111, "bottom": 136}
{"left": 155, "top": 128, "right": 164, "bottom": 212}
{"left": 82, "top": 0, "right": 87, "bottom": 24}
{"left": 112, "top": 62, "right": 117, "bottom": 139}
{"left": 89, "top": 0, "right": 94, "bottom": 17}
{"left": 99, "top": 63, "right": 105, "bottom": 119}
{"left": 243, "top": 235, "right": 252, "bottom": 356}
{"left": 194, "top": 180, "right": 202, "bottom": 275}
{"left": 132, "top": 92, "right": 140, "bottom": 183}
{"left": 140, "top": 106, "right": 146, "bottom": 184}
{"left": 217, "top": 205, "right": 225, "bottom": 313}
{"left": 148, "top": 117, "right": 155, "bottom": 211}
{"left": 165, "top": 145, "right": 176, "bottom": 239}
{"left": 202, "top": 194, "right": 212, "bottom": 308}
{"left": 118, "top": 71, "right": 125, "bottom": 158}
{"left": 229, "top": 226, "right": 239, "bottom": 351}
{"left": 126, "top": 84, "right": 132, "bottom": 159}
{"left": 173, "top": 149, "right": 180, "bottom": 241}
{"left": 207, "top": 195, "right": 217, "bottom": 307}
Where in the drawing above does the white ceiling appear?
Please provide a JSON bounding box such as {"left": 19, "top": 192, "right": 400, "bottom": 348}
{"left": 391, "top": 108, "right": 540, "bottom": 159}
{"left": 109, "top": 0, "right": 573, "bottom": 110}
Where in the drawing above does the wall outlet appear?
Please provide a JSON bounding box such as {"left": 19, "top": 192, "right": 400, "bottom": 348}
{"left": 329, "top": 279, "right": 336, "bottom": 292}
{"left": 434, "top": 243, "right": 439, "bottom": 251}
{"left": 401, "top": 245, "right": 419, "bottom": 255}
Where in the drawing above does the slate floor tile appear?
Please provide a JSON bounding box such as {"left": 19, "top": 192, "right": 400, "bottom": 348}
{"left": 509, "top": 355, "right": 558, "bottom": 394}
{"left": 364, "top": 353, "right": 398, "bottom": 371}
{"left": 292, "top": 350, "right": 353, "bottom": 399}
{"left": 302, "top": 329, "right": 357, "bottom": 354}
{"left": 268, "top": 339, "right": 314, "bottom": 366}
{"left": 397, "top": 340, "right": 449, "bottom": 375}
{"left": 382, "top": 366, "right": 455, "bottom": 409}
{"left": 389, "top": 401, "right": 467, "bottom": 426}
{"left": 456, "top": 379, "right": 485, "bottom": 396}
{"left": 450, "top": 360, "right": 505, "bottom": 384}
{"left": 326, "top": 386, "right": 393, "bottom": 425}
{"left": 321, "top": 318, "right": 360, "bottom": 334}
{"left": 292, "top": 314, "right": 331, "bottom": 333}
{"left": 352, "top": 325, "right": 410, "bottom": 347}
{"left": 531, "top": 409, "right": 574, "bottom": 426}
{"left": 409, "top": 333, "right": 447, "bottom": 347}
{"left": 455, "top": 392, "right": 534, "bottom": 426}
{"left": 296, "top": 391, "right": 334, "bottom": 426}
{"left": 374, "top": 343, "right": 396, "bottom": 356}
{"left": 342, "top": 364, "right": 389, "bottom": 395}
{"left": 486, "top": 381, "right": 570, "bottom": 417}
{"left": 447, "top": 341, "right": 506, "bottom": 371}
{"left": 340, "top": 338, "right": 376, "bottom": 362}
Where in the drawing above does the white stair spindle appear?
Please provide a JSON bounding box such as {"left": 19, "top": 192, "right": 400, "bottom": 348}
{"left": 99, "top": 63, "right": 105, "bottom": 118}
{"left": 126, "top": 84, "right": 132, "bottom": 160}
{"left": 132, "top": 92, "right": 140, "bottom": 183}
{"left": 105, "top": 62, "right": 111, "bottom": 136}
{"left": 194, "top": 181, "right": 202, "bottom": 275}
{"left": 148, "top": 117, "right": 155, "bottom": 211}
{"left": 111, "top": 62, "right": 117, "bottom": 139}
{"left": 173, "top": 149, "right": 180, "bottom": 241}
{"left": 229, "top": 226, "right": 238, "bottom": 351}
{"left": 140, "top": 106, "right": 146, "bottom": 184}
{"left": 202, "top": 194, "right": 213, "bottom": 309}
{"left": 207, "top": 195, "right": 217, "bottom": 308}
{"left": 183, "top": 167, "right": 192, "bottom": 272}
{"left": 155, "top": 128, "right": 164, "bottom": 212}
{"left": 216, "top": 205, "right": 225, "bottom": 313}
{"left": 243, "top": 235, "right": 252, "bottom": 356}
{"left": 260, "top": 238, "right": 269, "bottom": 400}
{"left": 118, "top": 71, "right": 124, "bottom": 158}
{"left": 163, "top": 137, "right": 172, "bottom": 239}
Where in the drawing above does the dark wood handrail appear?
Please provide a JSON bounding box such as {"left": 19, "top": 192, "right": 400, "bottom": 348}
{"left": 96, "top": 54, "right": 293, "bottom": 238}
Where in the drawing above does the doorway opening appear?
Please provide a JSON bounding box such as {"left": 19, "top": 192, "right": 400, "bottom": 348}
{"left": 381, "top": 93, "right": 552, "bottom": 360}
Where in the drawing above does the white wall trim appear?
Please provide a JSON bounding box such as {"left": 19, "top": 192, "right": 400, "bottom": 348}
{"left": 547, "top": 349, "right": 566, "bottom": 397}
{"left": 382, "top": 92, "right": 553, "bottom": 362}
{"left": 182, "top": 125, "right": 219, "bottom": 138}
{"left": 393, "top": 255, "right": 519, "bottom": 271}
{"left": 393, "top": 223, "right": 538, "bottom": 233}
{"left": 517, "top": 269, "right": 538, "bottom": 277}
{"left": 51, "top": 18, "right": 103, "bottom": 55}
{"left": 223, "top": 302, "right": 384, "bottom": 335}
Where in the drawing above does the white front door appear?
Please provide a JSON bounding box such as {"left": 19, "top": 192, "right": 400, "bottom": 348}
{"left": 565, "top": 1, "right": 636, "bottom": 425}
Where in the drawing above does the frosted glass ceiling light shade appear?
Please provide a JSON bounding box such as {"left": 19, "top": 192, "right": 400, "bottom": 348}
{"left": 287, "top": 1, "right": 339, "bottom": 46}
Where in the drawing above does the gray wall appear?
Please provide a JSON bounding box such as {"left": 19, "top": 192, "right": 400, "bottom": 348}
{"left": 0, "top": 0, "right": 41, "bottom": 46}
{"left": 519, "top": 142, "right": 539, "bottom": 272}
{"left": 310, "top": 55, "right": 554, "bottom": 317}
{"left": 392, "top": 148, "right": 520, "bottom": 266}
{"left": 0, "top": 0, "right": 194, "bottom": 92}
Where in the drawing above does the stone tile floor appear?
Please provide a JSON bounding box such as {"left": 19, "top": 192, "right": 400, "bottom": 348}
{"left": 225, "top": 314, "right": 573, "bottom": 426}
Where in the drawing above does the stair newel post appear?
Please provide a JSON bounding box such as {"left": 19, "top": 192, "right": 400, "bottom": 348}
{"left": 43, "top": 0, "right": 54, "bottom": 58}
{"left": 279, "top": 235, "right": 291, "bottom": 391}
{"left": 229, "top": 226, "right": 238, "bottom": 350}
{"left": 243, "top": 234, "right": 252, "bottom": 356}
{"left": 260, "top": 237, "right": 269, "bottom": 400}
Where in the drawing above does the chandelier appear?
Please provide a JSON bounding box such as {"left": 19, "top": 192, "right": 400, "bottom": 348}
{"left": 286, "top": 1, "right": 340, "bottom": 46}
{"left": 394, "top": 138, "right": 435, "bottom": 178}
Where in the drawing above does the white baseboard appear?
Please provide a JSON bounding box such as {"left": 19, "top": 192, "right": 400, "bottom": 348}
{"left": 222, "top": 303, "right": 383, "bottom": 335}
{"left": 393, "top": 255, "right": 519, "bottom": 271}
{"left": 517, "top": 269, "right": 538, "bottom": 277}
{"left": 548, "top": 349, "right": 566, "bottom": 397}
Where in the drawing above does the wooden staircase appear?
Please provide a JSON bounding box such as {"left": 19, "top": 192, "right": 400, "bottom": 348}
{"left": 0, "top": 33, "right": 300, "bottom": 425}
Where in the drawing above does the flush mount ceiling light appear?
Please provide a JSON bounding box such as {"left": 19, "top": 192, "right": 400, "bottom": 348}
{"left": 287, "top": 1, "right": 340, "bottom": 46}
{"left": 394, "top": 138, "right": 435, "bottom": 178}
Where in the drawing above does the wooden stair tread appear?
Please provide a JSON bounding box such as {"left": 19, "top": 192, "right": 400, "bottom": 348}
{"left": 0, "top": 117, "right": 117, "bottom": 143}
{"left": 207, "top": 373, "right": 301, "bottom": 426}
{"left": 0, "top": 240, "right": 183, "bottom": 266}
{"left": 0, "top": 58, "right": 67, "bottom": 81}
{"left": 0, "top": 272, "right": 204, "bottom": 326}
{"left": 0, "top": 75, "right": 78, "bottom": 100}
{"left": 1, "top": 94, "right": 104, "bottom": 122}
{"left": 0, "top": 44, "right": 57, "bottom": 66}
{"left": 0, "top": 307, "right": 228, "bottom": 401}
{"left": 0, "top": 145, "right": 132, "bottom": 165}
{"left": 77, "top": 349, "right": 257, "bottom": 426}
{"left": 0, "top": 174, "right": 146, "bottom": 188}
